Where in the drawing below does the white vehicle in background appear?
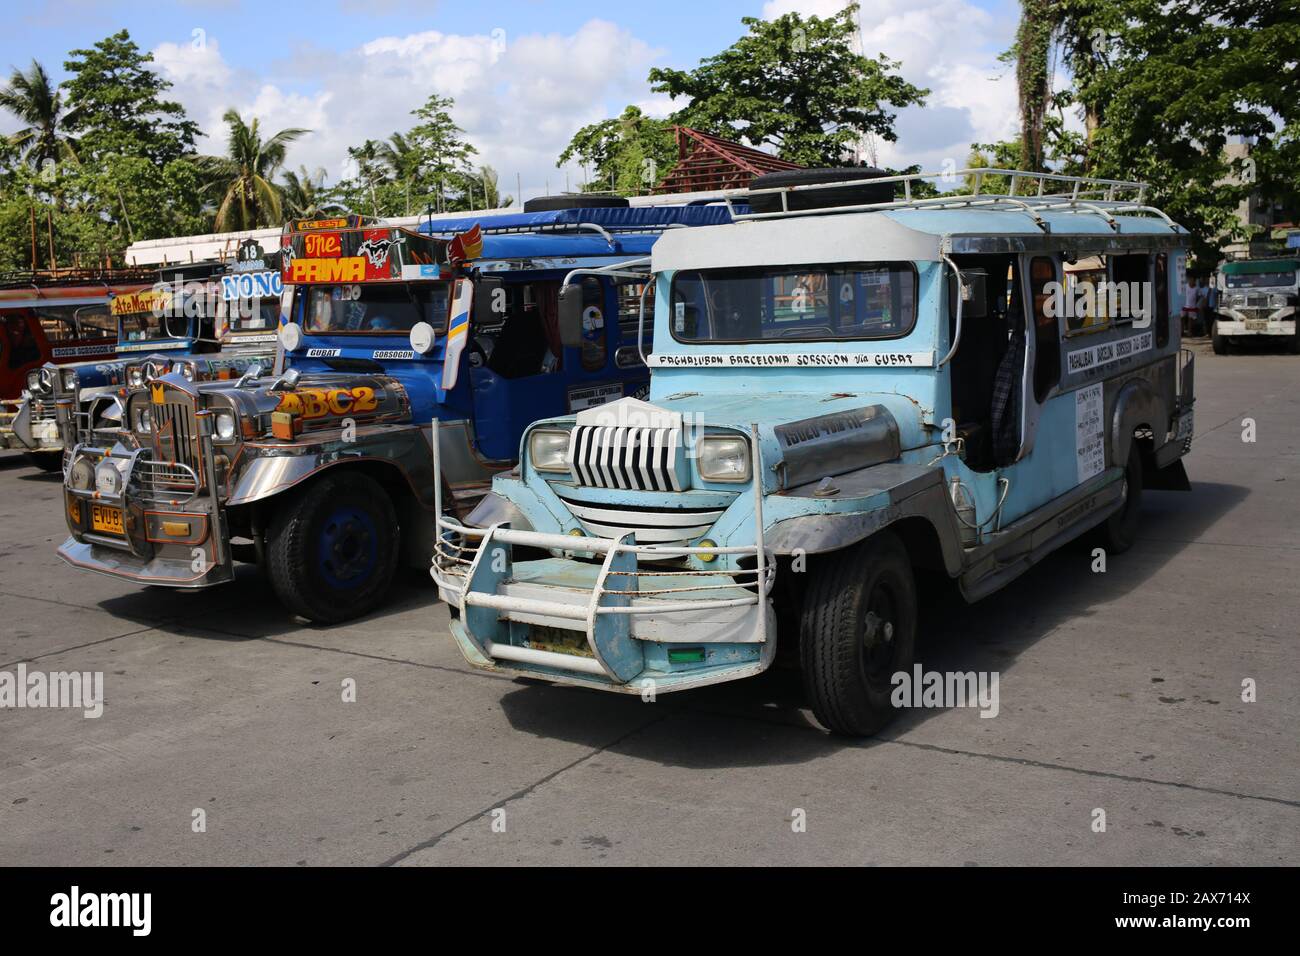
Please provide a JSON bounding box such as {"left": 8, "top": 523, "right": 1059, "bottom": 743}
{"left": 1212, "top": 257, "right": 1300, "bottom": 354}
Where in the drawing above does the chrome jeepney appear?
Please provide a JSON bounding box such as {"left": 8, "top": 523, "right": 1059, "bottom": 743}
{"left": 434, "top": 168, "right": 1198, "bottom": 736}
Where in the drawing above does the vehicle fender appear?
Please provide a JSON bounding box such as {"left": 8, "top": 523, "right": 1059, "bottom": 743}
{"left": 1110, "top": 376, "right": 1169, "bottom": 467}
{"left": 11, "top": 397, "right": 33, "bottom": 447}
{"left": 765, "top": 462, "right": 964, "bottom": 575}
{"left": 226, "top": 442, "right": 433, "bottom": 509}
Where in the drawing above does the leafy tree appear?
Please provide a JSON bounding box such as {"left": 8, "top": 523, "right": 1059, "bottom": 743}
{"left": 0, "top": 60, "right": 81, "bottom": 169}
{"left": 61, "top": 30, "right": 199, "bottom": 166}
{"left": 281, "top": 165, "right": 328, "bottom": 219}
{"left": 647, "top": 3, "right": 928, "bottom": 167}
{"left": 558, "top": 106, "right": 677, "bottom": 195}
{"left": 197, "top": 109, "right": 306, "bottom": 232}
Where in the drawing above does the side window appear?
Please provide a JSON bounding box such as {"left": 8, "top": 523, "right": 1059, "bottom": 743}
{"left": 1154, "top": 254, "right": 1170, "bottom": 348}
{"left": 1062, "top": 255, "right": 1110, "bottom": 332}
{"left": 579, "top": 277, "right": 605, "bottom": 372}
{"left": 1110, "top": 254, "right": 1149, "bottom": 327}
{"left": 616, "top": 279, "right": 654, "bottom": 357}
{"left": 1030, "top": 256, "right": 1060, "bottom": 401}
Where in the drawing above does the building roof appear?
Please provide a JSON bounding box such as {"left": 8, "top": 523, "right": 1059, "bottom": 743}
{"left": 653, "top": 126, "right": 802, "bottom": 195}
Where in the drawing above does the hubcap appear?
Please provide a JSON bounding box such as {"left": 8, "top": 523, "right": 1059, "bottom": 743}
{"left": 318, "top": 507, "right": 378, "bottom": 589}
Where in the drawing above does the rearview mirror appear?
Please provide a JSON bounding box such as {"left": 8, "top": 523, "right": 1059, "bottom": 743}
{"left": 558, "top": 283, "right": 585, "bottom": 348}
{"left": 474, "top": 276, "right": 506, "bottom": 328}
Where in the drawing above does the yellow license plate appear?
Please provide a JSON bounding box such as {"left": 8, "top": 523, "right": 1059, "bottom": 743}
{"left": 91, "top": 504, "right": 124, "bottom": 536}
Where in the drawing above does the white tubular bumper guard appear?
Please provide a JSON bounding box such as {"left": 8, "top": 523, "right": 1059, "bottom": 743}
{"left": 429, "top": 420, "right": 773, "bottom": 682}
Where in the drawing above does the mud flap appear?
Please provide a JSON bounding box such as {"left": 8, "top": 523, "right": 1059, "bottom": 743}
{"left": 1145, "top": 458, "right": 1191, "bottom": 491}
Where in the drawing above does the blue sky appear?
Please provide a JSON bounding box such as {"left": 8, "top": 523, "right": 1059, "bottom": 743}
{"left": 5, "top": 0, "right": 1024, "bottom": 202}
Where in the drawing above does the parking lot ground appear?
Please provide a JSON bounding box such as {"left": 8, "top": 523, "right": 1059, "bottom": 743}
{"left": 1, "top": 339, "right": 1296, "bottom": 866}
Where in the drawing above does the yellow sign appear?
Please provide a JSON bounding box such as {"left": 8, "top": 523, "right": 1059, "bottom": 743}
{"left": 276, "top": 386, "right": 378, "bottom": 420}
{"left": 288, "top": 257, "right": 366, "bottom": 283}
{"left": 111, "top": 289, "right": 172, "bottom": 316}
{"left": 294, "top": 217, "right": 349, "bottom": 231}
{"left": 150, "top": 383, "right": 166, "bottom": 404}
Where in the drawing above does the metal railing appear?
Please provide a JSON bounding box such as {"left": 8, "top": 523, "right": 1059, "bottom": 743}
{"left": 720, "top": 168, "right": 1180, "bottom": 232}
{"left": 429, "top": 419, "right": 773, "bottom": 682}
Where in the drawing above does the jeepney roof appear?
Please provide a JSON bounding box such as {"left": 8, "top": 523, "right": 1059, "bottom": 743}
{"left": 1220, "top": 257, "right": 1299, "bottom": 275}
{"left": 474, "top": 232, "right": 660, "bottom": 262}
{"left": 652, "top": 206, "right": 1188, "bottom": 273}
{"left": 418, "top": 204, "right": 737, "bottom": 236}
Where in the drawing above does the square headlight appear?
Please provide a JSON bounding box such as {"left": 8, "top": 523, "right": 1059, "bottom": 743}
{"left": 528, "top": 428, "right": 572, "bottom": 473}
{"left": 697, "top": 435, "right": 751, "bottom": 482}
{"left": 60, "top": 368, "right": 78, "bottom": 391}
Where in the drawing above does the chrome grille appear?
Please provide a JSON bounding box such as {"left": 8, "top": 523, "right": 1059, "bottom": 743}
{"left": 133, "top": 457, "right": 200, "bottom": 505}
{"left": 153, "top": 396, "right": 201, "bottom": 474}
{"left": 569, "top": 424, "right": 682, "bottom": 491}
{"left": 554, "top": 489, "right": 726, "bottom": 545}
{"left": 31, "top": 399, "right": 57, "bottom": 422}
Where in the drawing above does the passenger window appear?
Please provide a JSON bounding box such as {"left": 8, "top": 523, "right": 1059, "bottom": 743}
{"left": 579, "top": 277, "right": 606, "bottom": 372}
{"left": 1154, "top": 254, "right": 1170, "bottom": 348}
{"left": 1110, "top": 254, "right": 1150, "bottom": 326}
{"left": 617, "top": 279, "right": 654, "bottom": 357}
{"left": 1030, "top": 256, "right": 1060, "bottom": 401}
{"left": 1062, "top": 255, "right": 1110, "bottom": 332}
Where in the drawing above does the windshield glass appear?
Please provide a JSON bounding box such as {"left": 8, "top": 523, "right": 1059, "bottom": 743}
{"left": 226, "top": 297, "right": 280, "bottom": 333}
{"left": 118, "top": 310, "right": 189, "bottom": 342}
{"left": 1224, "top": 271, "right": 1296, "bottom": 289}
{"left": 304, "top": 283, "right": 450, "bottom": 335}
{"left": 669, "top": 264, "right": 916, "bottom": 343}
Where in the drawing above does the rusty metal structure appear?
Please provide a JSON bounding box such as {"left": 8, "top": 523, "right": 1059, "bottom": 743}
{"left": 652, "top": 126, "right": 802, "bottom": 194}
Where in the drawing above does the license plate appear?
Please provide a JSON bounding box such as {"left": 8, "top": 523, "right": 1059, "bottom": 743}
{"left": 91, "top": 504, "right": 124, "bottom": 536}
{"left": 1245, "top": 319, "right": 1268, "bottom": 331}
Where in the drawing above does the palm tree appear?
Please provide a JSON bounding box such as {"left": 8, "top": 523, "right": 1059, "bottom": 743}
{"left": 198, "top": 109, "right": 307, "bottom": 232}
{"left": 377, "top": 132, "right": 421, "bottom": 214}
{"left": 281, "top": 164, "right": 327, "bottom": 219}
{"left": 0, "top": 60, "right": 80, "bottom": 168}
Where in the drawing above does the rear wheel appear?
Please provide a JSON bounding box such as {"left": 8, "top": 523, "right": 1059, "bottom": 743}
{"left": 800, "top": 532, "right": 916, "bottom": 736}
{"left": 265, "top": 471, "right": 399, "bottom": 624}
{"left": 24, "top": 452, "right": 62, "bottom": 472}
{"left": 1098, "top": 442, "right": 1144, "bottom": 554}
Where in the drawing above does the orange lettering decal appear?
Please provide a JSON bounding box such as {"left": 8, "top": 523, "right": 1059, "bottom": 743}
{"left": 350, "top": 387, "right": 378, "bottom": 414}
{"left": 275, "top": 392, "right": 303, "bottom": 415}
{"left": 288, "top": 257, "right": 366, "bottom": 283}
{"left": 300, "top": 389, "right": 330, "bottom": 419}
{"left": 304, "top": 233, "right": 342, "bottom": 257}
{"left": 327, "top": 389, "right": 354, "bottom": 415}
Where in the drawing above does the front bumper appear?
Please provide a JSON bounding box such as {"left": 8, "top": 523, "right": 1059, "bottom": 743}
{"left": 57, "top": 443, "right": 233, "bottom": 588}
{"left": 1216, "top": 309, "right": 1296, "bottom": 336}
{"left": 0, "top": 397, "right": 61, "bottom": 451}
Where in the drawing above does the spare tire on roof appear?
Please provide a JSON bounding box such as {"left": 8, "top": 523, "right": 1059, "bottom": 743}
{"left": 748, "top": 167, "right": 895, "bottom": 214}
{"left": 523, "top": 194, "right": 631, "bottom": 213}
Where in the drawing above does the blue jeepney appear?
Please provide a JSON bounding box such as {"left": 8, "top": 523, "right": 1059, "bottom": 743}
{"left": 434, "top": 169, "right": 1197, "bottom": 736}
{"left": 57, "top": 204, "right": 732, "bottom": 623}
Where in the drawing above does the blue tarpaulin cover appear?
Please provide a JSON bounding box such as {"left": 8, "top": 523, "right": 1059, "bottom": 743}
{"left": 418, "top": 204, "right": 743, "bottom": 236}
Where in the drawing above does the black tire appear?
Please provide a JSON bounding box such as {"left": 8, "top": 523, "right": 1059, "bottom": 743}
{"left": 265, "top": 471, "right": 399, "bottom": 624}
{"left": 749, "top": 167, "right": 894, "bottom": 214}
{"left": 24, "top": 452, "right": 62, "bottom": 472}
{"left": 1211, "top": 319, "right": 1229, "bottom": 354}
{"left": 522, "top": 194, "right": 629, "bottom": 213}
{"left": 1098, "top": 442, "right": 1144, "bottom": 554}
{"left": 799, "top": 532, "right": 917, "bottom": 737}
{"left": 1289, "top": 326, "right": 1300, "bottom": 355}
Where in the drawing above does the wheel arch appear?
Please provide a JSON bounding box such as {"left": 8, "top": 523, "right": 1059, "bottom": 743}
{"left": 1110, "top": 377, "right": 1168, "bottom": 470}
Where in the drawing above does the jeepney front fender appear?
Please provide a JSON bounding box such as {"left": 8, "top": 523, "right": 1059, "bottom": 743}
{"left": 226, "top": 429, "right": 435, "bottom": 508}
{"left": 764, "top": 461, "right": 964, "bottom": 575}
{"left": 11, "top": 396, "right": 33, "bottom": 447}
{"left": 1110, "top": 376, "right": 1171, "bottom": 467}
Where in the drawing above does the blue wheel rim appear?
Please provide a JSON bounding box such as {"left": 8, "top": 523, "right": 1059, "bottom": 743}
{"left": 316, "top": 506, "right": 379, "bottom": 590}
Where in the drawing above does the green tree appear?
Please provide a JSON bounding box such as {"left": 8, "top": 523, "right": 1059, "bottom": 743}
{"left": 281, "top": 165, "right": 328, "bottom": 219}
{"left": 647, "top": 3, "right": 928, "bottom": 167}
{"left": 198, "top": 109, "right": 307, "bottom": 232}
{"left": 558, "top": 105, "right": 677, "bottom": 195}
{"left": 0, "top": 60, "right": 81, "bottom": 169}
{"left": 62, "top": 30, "right": 199, "bottom": 166}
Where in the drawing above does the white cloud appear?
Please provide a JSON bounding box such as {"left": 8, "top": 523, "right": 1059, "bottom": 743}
{"left": 152, "top": 19, "right": 662, "bottom": 207}
{"left": 761, "top": 0, "right": 1020, "bottom": 172}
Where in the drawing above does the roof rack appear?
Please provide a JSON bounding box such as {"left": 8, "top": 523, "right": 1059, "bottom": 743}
{"left": 0, "top": 265, "right": 161, "bottom": 290}
{"left": 722, "top": 168, "right": 1180, "bottom": 233}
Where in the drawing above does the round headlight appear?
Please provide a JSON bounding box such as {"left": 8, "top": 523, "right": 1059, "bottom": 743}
{"left": 697, "top": 435, "right": 751, "bottom": 482}
{"left": 61, "top": 369, "right": 77, "bottom": 391}
{"left": 128, "top": 366, "right": 145, "bottom": 388}
{"left": 215, "top": 412, "right": 237, "bottom": 441}
{"left": 68, "top": 455, "right": 95, "bottom": 491}
{"left": 279, "top": 322, "right": 302, "bottom": 352}
{"left": 25, "top": 370, "right": 40, "bottom": 391}
{"left": 1268, "top": 294, "right": 1289, "bottom": 309}
{"left": 135, "top": 406, "right": 152, "bottom": 434}
{"left": 94, "top": 459, "right": 123, "bottom": 496}
{"left": 528, "top": 428, "right": 572, "bottom": 473}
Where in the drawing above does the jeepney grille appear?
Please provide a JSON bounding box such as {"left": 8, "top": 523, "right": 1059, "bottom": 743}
{"left": 553, "top": 488, "right": 730, "bottom": 547}
{"left": 153, "top": 398, "right": 201, "bottom": 474}
{"left": 569, "top": 424, "right": 682, "bottom": 491}
{"left": 31, "top": 399, "right": 56, "bottom": 422}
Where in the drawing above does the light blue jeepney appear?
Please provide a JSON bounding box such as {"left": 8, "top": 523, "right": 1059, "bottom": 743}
{"left": 433, "top": 169, "right": 1197, "bottom": 735}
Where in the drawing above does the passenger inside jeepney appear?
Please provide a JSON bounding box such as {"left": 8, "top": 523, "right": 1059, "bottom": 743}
{"left": 305, "top": 284, "right": 449, "bottom": 334}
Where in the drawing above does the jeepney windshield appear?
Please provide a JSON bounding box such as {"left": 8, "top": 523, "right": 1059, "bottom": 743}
{"left": 304, "top": 283, "right": 449, "bottom": 335}
{"left": 118, "top": 309, "right": 189, "bottom": 342}
{"left": 225, "top": 297, "right": 280, "bottom": 333}
{"left": 669, "top": 263, "right": 916, "bottom": 343}
{"left": 1223, "top": 271, "right": 1297, "bottom": 289}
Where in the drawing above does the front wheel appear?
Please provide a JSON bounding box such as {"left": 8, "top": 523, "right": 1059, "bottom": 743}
{"left": 265, "top": 471, "right": 399, "bottom": 624}
{"left": 1211, "top": 319, "right": 1229, "bottom": 354}
{"left": 1097, "top": 442, "right": 1144, "bottom": 554}
{"left": 799, "top": 532, "right": 917, "bottom": 737}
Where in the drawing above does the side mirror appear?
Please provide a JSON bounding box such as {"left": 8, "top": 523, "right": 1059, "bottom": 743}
{"left": 558, "top": 283, "right": 585, "bottom": 348}
{"left": 474, "top": 276, "right": 506, "bottom": 328}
